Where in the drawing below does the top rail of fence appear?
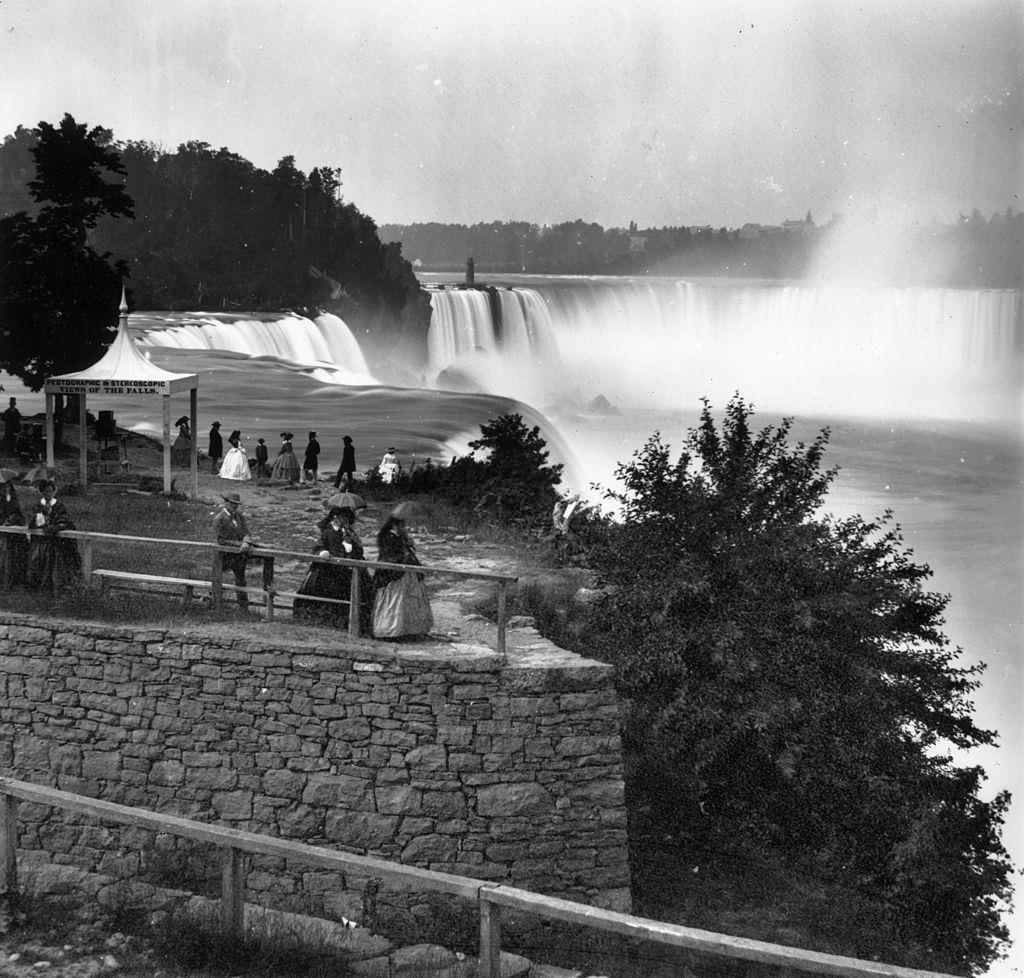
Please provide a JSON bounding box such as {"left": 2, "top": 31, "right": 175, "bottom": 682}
{"left": 0, "top": 777, "right": 965, "bottom": 978}
{"left": 0, "top": 526, "right": 518, "bottom": 584}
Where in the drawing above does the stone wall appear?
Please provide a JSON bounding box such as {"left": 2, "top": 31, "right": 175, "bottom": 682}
{"left": 0, "top": 613, "right": 631, "bottom": 923}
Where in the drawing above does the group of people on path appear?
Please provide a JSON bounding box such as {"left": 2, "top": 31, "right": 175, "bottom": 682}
{"left": 208, "top": 423, "right": 358, "bottom": 488}
{"left": 0, "top": 470, "right": 432, "bottom": 640}
{"left": 0, "top": 477, "right": 82, "bottom": 594}
{"left": 213, "top": 492, "right": 432, "bottom": 638}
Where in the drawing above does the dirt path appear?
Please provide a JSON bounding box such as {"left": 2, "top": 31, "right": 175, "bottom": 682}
{"left": 20, "top": 424, "right": 574, "bottom": 652}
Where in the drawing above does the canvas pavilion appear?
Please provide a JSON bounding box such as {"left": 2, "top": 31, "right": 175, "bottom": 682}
{"left": 43, "top": 289, "right": 199, "bottom": 497}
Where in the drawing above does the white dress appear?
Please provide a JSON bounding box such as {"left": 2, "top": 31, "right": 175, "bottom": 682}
{"left": 379, "top": 452, "right": 400, "bottom": 484}
{"left": 219, "top": 445, "right": 252, "bottom": 481}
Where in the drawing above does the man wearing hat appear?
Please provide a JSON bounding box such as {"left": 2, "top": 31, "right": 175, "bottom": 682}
{"left": 208, "top": 422, "right": 224, "bottom": 474}
{"left": 213, "top": 491, "right": 253, "bottom": 608}
{"left": 302, "top": 430, "right": 321, "bottom": 485}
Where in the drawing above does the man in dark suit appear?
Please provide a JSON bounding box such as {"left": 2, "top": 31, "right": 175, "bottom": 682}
{"left": 208, "top": 421, "right": 223, "bottom": 473}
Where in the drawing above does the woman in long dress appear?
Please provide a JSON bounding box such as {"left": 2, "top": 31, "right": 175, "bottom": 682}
{"left": 0, "top": 478, "right": 27, "bottom": 589}
{"left": 218, "top": 430, "right": 252, "bottom": 481}
{"left": 26, "top": 479, "right": 82, "bottom": 593}
{"left": 378, "top": 447, "right": 400, "bottom": 484}
{"left": 293, "top": 506, "right": 370, "bottom": 628}
{"left": 270, "top": 432, "right": 301, "bottom": 483}
{"left": 171, "top": 416, "right": 191, "bottom": 467}
{"left": 371, "top": 506, "right": 433, "bottom": 638}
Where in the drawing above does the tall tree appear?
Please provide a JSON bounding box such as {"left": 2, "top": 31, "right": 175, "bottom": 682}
{"left": 0, "top": 114, "right": 131, "bottom": 390}
{"left": 584, "top": 396, "right": 1013, "bottom": 974}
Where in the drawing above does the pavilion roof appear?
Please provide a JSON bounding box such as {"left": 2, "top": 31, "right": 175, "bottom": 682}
{"left": 44, "top": 297, "right": 197, "bottom": 395}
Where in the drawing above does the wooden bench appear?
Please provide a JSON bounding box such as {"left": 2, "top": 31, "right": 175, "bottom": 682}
{"left": 90, "top": 569, "right": 351, "bottom": 618}
{"left": 92, "top": 569, "right": 213, "bottom": 602}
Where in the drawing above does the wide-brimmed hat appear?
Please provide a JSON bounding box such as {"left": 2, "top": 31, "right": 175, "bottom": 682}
{"left": 309, "top": 431, "right": 317, "bottom": 438}
{"left": 211, "top": 421, "right": 221, "bottom": 428}
{"left": 221, "top": 492, "right": 242, "bottom": 504}
{"left": 342, "top": 435, "right": 352, "bottom": 443}
{"left": 386, "top": 446, "right": 397, "bottom": 452}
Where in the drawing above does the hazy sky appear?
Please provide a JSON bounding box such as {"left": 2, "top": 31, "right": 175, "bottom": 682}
{"left": 1, "top": 0, "right": 1021, "bottom": 229}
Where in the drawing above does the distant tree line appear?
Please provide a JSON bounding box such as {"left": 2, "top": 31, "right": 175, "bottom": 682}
{"left": 382, "top": 211, "right": 1023, "bottom": 287}
{"left": 0, "top": 117, "right": 432, "bottom": 379}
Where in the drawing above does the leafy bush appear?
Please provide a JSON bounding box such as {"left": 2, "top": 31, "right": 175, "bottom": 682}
{"left": 578, "top": 395, "right": 1013, "bottom": 974}
{"left": 436, "top": 414, "right": 563, "bottom": 529}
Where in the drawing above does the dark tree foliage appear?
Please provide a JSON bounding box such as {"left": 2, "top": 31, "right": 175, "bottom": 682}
{"left": 0, "top": 122, "right": 430, "bottom": 359}
{"left": 0, "top": 114, "right": 130, "bottom": 390}
{"left": 437, "top": 414, "right": 563, "bottom": 528}
{"left": 585, "top": 396, "right": 1012, "bottom": 974}
{"left": 380, "top": 214, "right": 1024, "bottom": 286}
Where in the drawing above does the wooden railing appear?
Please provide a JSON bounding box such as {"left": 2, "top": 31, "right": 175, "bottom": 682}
{"left": 0, "top": 526, "right": 518, "bottom": 654}
{"left": 0, "top": 778, "right": 964, "bottom": 978}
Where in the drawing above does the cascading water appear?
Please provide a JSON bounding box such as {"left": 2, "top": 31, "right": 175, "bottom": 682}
{"left": 134, "top": 311, "right": 377, "bottom": 386}
{"left": 425, "top": 276, "right": 1022, "bottom": 421}
{"left": 427, "top": 287, "right": 561, "bottom": 406}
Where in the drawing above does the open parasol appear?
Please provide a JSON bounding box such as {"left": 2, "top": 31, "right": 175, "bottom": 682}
{"left": 327, "top": 491, "right": 368, "bottom": 511}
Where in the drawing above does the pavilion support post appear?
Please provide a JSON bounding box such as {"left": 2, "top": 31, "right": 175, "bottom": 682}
{"left": 162, "top": 396, "right": 171, "bottom": 494}
{"left": 45, "top": 393, "right": 55, "bottom": 472}
{"left": 78, "top": 394, "right": 88, "bottom": 488}
{"left": 189, "top": 387, "right": 198, "bottom": 499}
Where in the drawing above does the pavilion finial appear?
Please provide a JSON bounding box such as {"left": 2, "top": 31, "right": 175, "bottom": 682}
{"left": 119, "top": 283, "right": 128, "bottom": 314}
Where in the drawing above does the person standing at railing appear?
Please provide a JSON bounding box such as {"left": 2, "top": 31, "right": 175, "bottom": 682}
{"left": 25, "top": 479, "right": 82, "bottom": 593}
{"left": 371, "top": 503, "right": 433, "bottom": 639}
{"left": 0, "top": 476, "right": 27, "bottom": 589}
{"left": 294, "top": 505, "right": 370, "bottom": 628}
{"left": 213, "top": 491, "right": 254, "bottom": 609}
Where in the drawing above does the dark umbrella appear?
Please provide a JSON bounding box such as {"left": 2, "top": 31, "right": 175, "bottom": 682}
{"left": 327, "top": 491, "right": 368, "bottom": 511}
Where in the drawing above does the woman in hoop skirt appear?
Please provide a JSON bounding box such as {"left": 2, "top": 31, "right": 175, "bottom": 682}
{"left": 218, "top": 430, "right": 252, "bottom": 481}
{"left": 294, "top": 506, "right": 370, "bottom": 628}
{"left": 270, "top": 432, "right": 301, "bottom": 484}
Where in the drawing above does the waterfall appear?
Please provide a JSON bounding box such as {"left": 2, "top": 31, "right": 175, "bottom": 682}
{"left": 133, "top": 311, "right": 378, "bottom": 387}
{"left": 427, "top": 288, "right": 561, "bottom": 406}
{"left": 425, "top": 278, "right": 1022, "bottom": 421}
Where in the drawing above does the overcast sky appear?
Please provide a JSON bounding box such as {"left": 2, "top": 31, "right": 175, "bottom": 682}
{"left": 1, "top": 0, "right": 1021, "bottom": 229}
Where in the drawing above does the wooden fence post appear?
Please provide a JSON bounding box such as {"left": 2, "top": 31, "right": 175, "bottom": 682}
{"left": 211, "top": 550, "right": 223, "bottom": 609}
{"left": 80, "top": 539, "right": 93, "bottom": 583}
{"left": 221, "top": 846, "right": 244, "bottom": 939}
{"left": 478, "top": 889, "right": 502, "bottom": 978}
{"left": 496, "top": 581, "right": 507, "bottom": 656}
{"left": 349, "top": 563, "right": 362, "bottom": 637}
{"left": 261, "top": 556, "right": 275, "bottom": 621}
{"left": 0, "top": 793, "right": 18, "bottom": 898}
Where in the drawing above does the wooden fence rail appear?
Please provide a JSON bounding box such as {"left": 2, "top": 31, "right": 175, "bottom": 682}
{"left": 0, "top": 779, "right": 963, "bottom": 978}
{"left": 0, "top": 526, "right": 518, "bottom": 654}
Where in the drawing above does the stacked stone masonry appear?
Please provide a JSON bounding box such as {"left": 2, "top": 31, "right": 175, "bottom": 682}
{"left": 0, "top": 613, "right": 631, "bottom": 923}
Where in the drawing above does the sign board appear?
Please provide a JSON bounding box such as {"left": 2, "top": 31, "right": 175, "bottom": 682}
{"left": 44, "top": 378, "right": 169, "bottom": 396}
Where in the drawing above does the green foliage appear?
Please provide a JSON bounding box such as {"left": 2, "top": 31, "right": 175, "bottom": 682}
{"left": 582, "top": 395, "right": 1013, "bottom": 974}
{"left": 0, "top": 113, "right": 130, "bottom": 390}
{"left": 446, "top": 413, "right": 563, "bottom": 527}
{"left": 0, "top": 119, "right": 430, "bottom": 357}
